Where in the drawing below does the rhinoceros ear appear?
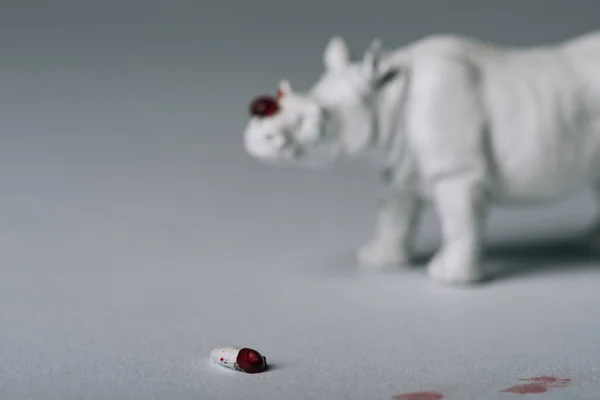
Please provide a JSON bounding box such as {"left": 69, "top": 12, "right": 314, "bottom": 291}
{"left": 324, "top": 36, "right": 351, "bottom": 70}
{"left": 361, "top": 38, "right": 383, "bottom": 82}
{"left": 361, "top": 38, "right": 401, "bottom": 89}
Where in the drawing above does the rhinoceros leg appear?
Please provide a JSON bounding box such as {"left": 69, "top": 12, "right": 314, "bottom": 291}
{"left": 581, "top": 186, "right": 600, "bottom": 250}
{"left": 426, "top": 173, "right": 489, "bottom": 284}
{"left": 357, "top": 185, "right": 423, "bottom": 269}
{"left": 406, "top": 57, "right": 490, "bottom": 284}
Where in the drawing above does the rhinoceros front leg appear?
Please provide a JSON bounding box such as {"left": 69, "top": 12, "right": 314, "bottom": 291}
{"left": 426, "top": 173, "right": 488, "bottom": 284}
{"left": 408, "top": 57, "right": 490, "bottom": 284}
{"left": 358, "top": 184, "right": 423, "bottom": 269}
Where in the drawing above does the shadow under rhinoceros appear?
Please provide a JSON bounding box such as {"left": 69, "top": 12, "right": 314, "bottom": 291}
{"left": 411, "top": 237, "right": 600, "bottom": 283}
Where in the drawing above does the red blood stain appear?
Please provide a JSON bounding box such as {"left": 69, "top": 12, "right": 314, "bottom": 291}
{"left": 392, "top": 391, "right": 445, "bottom": 400}
{"left": 249, "top": 96, "right": 280, "bottom": 118}
{"left": 527, "top": 376, "right": 559, "bottom": 383}
{"left": 526, "top": 376, "right": 571, "bottom": 387}
{"left": 501, "top": 383, "right": 548, "bottom": 394}
{"left": 220, "top": 358, "right": 224, "bottom": 361}
{"left": 236, "top": 348, "right": 267, "bottom": 374}
{"left": 500, "top": 376, "right": 572, "bottom": 394}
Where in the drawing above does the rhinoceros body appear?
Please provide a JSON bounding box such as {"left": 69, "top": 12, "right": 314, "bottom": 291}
{"left": 392, "top": 32, "right": 600, "bottom": 204}
{"left": 243, "top": 31, "right": 600, "bottom": 284}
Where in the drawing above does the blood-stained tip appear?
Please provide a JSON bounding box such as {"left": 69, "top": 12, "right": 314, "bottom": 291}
{"left": 249, "top": 95, "right": 279, "bottom": 118}
{"left": 236, "top": 348, "right": 267, "bottom": 374}
{"left": 210, "top": 346, "right": 268, "bottom": 374}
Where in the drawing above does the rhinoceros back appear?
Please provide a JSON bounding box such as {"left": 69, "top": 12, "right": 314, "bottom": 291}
{"left": 560, "top": 30, "right": 600, "bottom": 95}
{"left": 474, "top": 36, "right": 600, "bottom": 203}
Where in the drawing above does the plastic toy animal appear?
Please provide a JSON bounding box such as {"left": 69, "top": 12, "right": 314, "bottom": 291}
{"left": 243, "top": 31, "right": 600, "bottom": 284}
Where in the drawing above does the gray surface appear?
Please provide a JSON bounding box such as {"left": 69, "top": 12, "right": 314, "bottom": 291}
{"left": 1, "top": 1, "right": 600, "bottom": 399}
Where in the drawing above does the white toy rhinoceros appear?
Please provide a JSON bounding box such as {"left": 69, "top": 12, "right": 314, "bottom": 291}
{"left": 242, "top": 31, "right": 600, "bottom": 284}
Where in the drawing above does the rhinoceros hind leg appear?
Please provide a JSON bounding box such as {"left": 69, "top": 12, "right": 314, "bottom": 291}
{"left": 579, "top": 184, "right": 600, "bottom": 250}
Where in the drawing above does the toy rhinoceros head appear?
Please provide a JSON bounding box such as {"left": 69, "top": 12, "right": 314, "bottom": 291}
{"left": 243, "top": 36, "right": 403, "bottom": 169}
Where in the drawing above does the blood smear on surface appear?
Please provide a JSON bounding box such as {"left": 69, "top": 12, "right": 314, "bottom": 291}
{"left": 392, "top": 391, "right": 445, "bottom": 400}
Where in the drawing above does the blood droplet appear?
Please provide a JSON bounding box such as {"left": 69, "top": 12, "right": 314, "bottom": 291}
{"left": 392, "top": 391, "right": 445, "bottom": 400}
{"left": 501, "top": 383, "right": 548, "bottom": 394}
{"left": 236, "top": 347, "right": 267, "bottom": 374}
{"left": 249, "top": 96, "right": 279, "bottom": 118}
{"left": 500, "top": 376, "right": 572, "bottom": 394}
{"left": 246, "top": 350, "right": 262, "bottom": 365}
{"left": 526, "top": 376, "right": 571, "bottom": 387}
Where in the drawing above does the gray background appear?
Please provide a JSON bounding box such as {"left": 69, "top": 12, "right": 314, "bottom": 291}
{"left": 2, "top": 1, "right": 600, "bottom": 399}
